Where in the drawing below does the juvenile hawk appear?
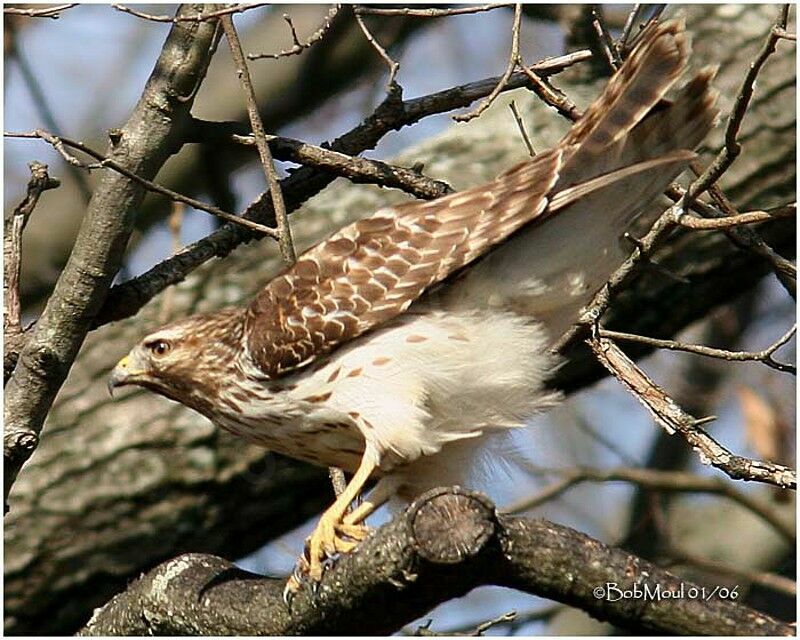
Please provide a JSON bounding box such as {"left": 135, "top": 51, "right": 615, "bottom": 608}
{"left": 110, "top": 20, "right": 718, "bottom": 587}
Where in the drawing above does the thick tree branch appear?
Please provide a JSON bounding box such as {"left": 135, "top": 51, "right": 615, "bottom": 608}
{"left": 80, "top": 488, "right": 793, "bottom": 636}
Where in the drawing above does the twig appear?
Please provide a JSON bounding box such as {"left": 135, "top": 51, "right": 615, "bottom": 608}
{"left": 518, "top": 64, "right": 581, "bottom": 122}
{"left": 4, "top": 130, "right": 279, "bottom": 239}
{"left": 677, "top": 204, "right": 795, "bottom": 230}
{"left": 667, "top": 548, "right": 797, "bottom": 597}
{"left": 588, "top": 335, "right": 797, "bottom": 489}
{"left": 600, "top": 325, "right": 796, "bottom": 375}
{"left": 453, "top": 4, "right": 522, "bottom": 122}
{"left": 159, "top": 202, "right": 185, "bottom": 324}
{"left": 505, "top": 466, "right": 795, "bottom": 543}
{"left": 111, "top": 3, "right": 265, "bottom": 23}
{"left": 210, "top": 125, "right": 452, "bottom": 199}
{"left": 617, "top": 4, "right": 642, "bottom": 56}
{"left": 669, "top": 184, "right": 797, "bottom": 299}
{"left": 354, "top": 8, "right": 400, "bottom": 87}
{"left": 590, "top": 6, "right": 621, "bottom": 72}
{"left": 683, "top": 5, "right": 792, "bottom": 207}
{"left": 248, "top": 5, "right": 341, "bottom": 60}
{"left": 4, "top": 162, "right": 60, "bottom": 380}
{"left": 508, "top": 101, "right": 535, "bottom": 156}
{"left": 221, "top": 15, "right": 295, "bottom": 263}
{"left": 4, "top": 3, "right": 77, "bottom": 18}
{"left": 414, "top": 610, "right": 517, "bottom": 636}
{"left": 355, "top": 4, "right": 513, "bottom": 18}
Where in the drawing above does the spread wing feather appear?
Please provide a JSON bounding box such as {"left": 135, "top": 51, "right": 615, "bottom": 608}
{"left": 245, "top": 150, "right": 563, "bottom": 377}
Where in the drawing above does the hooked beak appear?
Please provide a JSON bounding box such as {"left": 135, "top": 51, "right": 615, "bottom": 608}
{"left": 108, "top": 353, "right": 144, "bottom": 396}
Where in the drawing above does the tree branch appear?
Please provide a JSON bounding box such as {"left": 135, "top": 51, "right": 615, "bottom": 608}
{"left": 80, "top": 488, "right": 793, "bottom": 636}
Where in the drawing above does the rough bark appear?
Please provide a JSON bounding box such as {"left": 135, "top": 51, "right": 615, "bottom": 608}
{"left": 79, "top": 488, "right": 793, "bottom": 636}
{"left": 4, "top": 4, "right": 795, "bottom": 636}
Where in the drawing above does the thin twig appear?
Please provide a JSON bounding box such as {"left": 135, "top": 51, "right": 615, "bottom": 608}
{"left": 3, "top": 3, "right": 77, "bottom": 18}
{"left": 683, "top": 5, "right": 792, "bottom": 207}
{"left": 508, "top": 101, "right": 535, "bottom": 156}
{"left": 4, "top": 162, "right": 60, "bottom": 380}
{"left": 414, "top": 610, "right": 517, "bottom": 636}
{"left": 356, "top": 4, "right": 512, "bottom": 18}
{"left": 159, "top": 202, "right": 185, "bottom": 324}
{"left": 667, "top": 548, "right": 797, "bottom": 597}
{"left": 248, "top": 5, "right": 341, "bottom": 60}
{"left": 590, "top": 6, "right": 621, "bottom": 72}
{"left": 4, "top": 130, "right": 279, "bottom": 238}
{"left": 518, "top": 64, "right": 581, "bottom": 122}
{"left": 617, "top": 4, "right": 642, "bottom": 56}
{"left": 588, "top": 335, "right": 797, "bottom": 490}
{"left": 111, "top": 3, "right": 265, "bottom": 23}
{"left": 506, "top": 466, "right": 795, "bottom": 543}
{"left": 454, "top": 3, "right": 522, "bottom": 122}
{"left": 677, "top": 204, "right": 795, "bottom": 230}
{"left": 354, "top": 9, "right": 400, "bottom": 87}
{"left": 600, "top": 325, "right": 796, "bottom": 375}
{"left": 221, "top": 14, "right": 295, "bottom": 263}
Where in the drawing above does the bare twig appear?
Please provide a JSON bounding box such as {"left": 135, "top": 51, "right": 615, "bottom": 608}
{"left": 588, "top": 335, "right": 797, "bottom": 490}
{"left": 111, "top": 3, "right": 265, "bottom": 23}
{"left": 354, "top": 9, "right": 400, "bottom": 87}
{"left": 221, "top": 14, "right": 295, "bottom": 263}
{"left": 590, "top": 6, "right": 621, "bottom": 72}
{"left": 683, "top": 5, "right": 792, "bottom": 206}
{"left": 508, "top": 101, "right": 535, "bottom": 156}
{"left": 600, "top": 325, "right": 796, "bottom": 375}
{"left": 518, "top": 64, "right": 581, "bottom": 122}
{"left": 505, "top": 466, "right": 795, "bottom": 543}
{"left": 4, "top": 162, "right": 60, "bottom": 380}
{"left": 677, "top": 204, "right": 795, "bottom": 230}
{"left": 355, "top": 4, "right": 512, "bottom": 18}
{"left": 414, "top": 610, "right": 517, "bottom": 636}
{"left": 159, "top": 202, "right": 185, "bottom": 324}
{"left": 248, "top": 5, "right": 341, "bottom": 60}
{"left": 4, "top": 130, "right": 279, "bottom": 238}
{"left": 667, "top": 548, "right": 797, "bottom": 597}
{"left": 617, "top": 4, "right": 643, "bottom": 56}
{"left": 4, "top": 3, "right": 77, "bottom": 18}
{"left": 669, "top": 183, "right": 797, "bottom": 298}
{"left": 454, "top": 4, "right": 522, "bottom": 122}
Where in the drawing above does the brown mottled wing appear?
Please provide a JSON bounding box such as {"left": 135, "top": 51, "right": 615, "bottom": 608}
{"left": 244, "top": 149, "right": 563, "bottom": 377}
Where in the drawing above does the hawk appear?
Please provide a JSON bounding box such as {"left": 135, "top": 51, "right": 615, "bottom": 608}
{"left": 109, "top": 20, "right": 718, "bottom": 587}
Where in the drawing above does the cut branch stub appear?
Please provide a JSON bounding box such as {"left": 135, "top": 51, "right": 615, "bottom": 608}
{"left": 410, "top": 487, "right": 497, "bottom": 564}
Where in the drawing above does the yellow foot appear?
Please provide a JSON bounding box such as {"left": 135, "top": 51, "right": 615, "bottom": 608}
{"left": 305, "top": 515, "right": 372, "bottom": 580}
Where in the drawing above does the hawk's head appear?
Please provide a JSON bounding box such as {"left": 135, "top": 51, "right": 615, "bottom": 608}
{"left": 108, "top": 308, "right": 245, "bottom": 414}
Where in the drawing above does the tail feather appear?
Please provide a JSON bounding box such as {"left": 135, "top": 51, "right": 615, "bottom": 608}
{"left": 442, "top": 19, "right": 719, "bottom": 344}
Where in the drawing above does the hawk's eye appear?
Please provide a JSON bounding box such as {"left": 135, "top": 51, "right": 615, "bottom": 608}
{"left": 148, "top": 340, "right": 171, "bottom": 357}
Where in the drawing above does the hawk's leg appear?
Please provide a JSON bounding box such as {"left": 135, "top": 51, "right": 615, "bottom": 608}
{"left": 284, "top": 461, "right": 403, "bottom": 600}
{"left": 302, "top": 455, "right": 377, "bottom": 582}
